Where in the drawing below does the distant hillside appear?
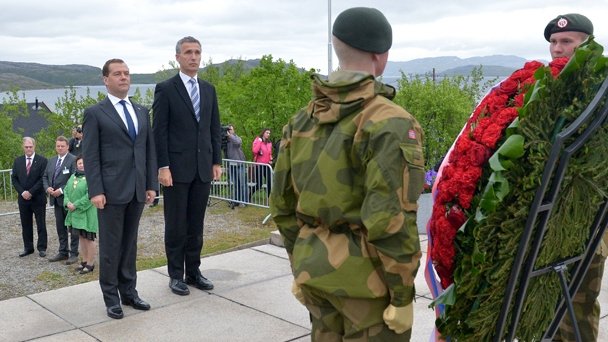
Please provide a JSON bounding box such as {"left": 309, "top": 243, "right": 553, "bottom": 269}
{"left": 440, "top": 65, "right": 517, "bottom": 77}
{"left": 130, "top": 74, "right": 158, "bottom": 84}
{"left": 0, "top": 73, "right": 58, "bottom": 92}
{"left": 384, "top": 55, "right": 534, "bottom": 77}
{"left": 0, "top": 59, "right": 263, "bottom": 91}
{"left": 1, "top": 55, "right": 539, "bottom": 91}
{"left": 218, "top": 58, "right": 261, "bottom": 70}
{"left": 0, "top": 62, "right": 102, "bottom": 89}
{"left": 0, "top": 61, "right": 163, "bottom": 90}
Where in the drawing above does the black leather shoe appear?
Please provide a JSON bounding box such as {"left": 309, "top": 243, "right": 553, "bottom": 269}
{"left": 19, "top": 250, "right": 34, "bottom": 257}
{"left": 106, "top": 305, "right": 124, "bottom": 319}
{"left": 169, "top": 278, "right": 190, "bottom": 296}
{"left": 185, "top": 273, "right": 214, "bottom": 291}
{"left": 65, "top": 256, "right": 79, "bottom": 265}
{"left": 48, "top": 254, "right": 68, "bottom": 262}
{"left": 121, "top": 296, "right": 151, "bottom": 310}
{"left": 39, "top": 251, "right": 46, "bottom": 257}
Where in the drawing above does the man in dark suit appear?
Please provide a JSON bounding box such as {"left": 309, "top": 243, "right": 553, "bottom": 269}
{"left": 12, "top": 137, "right": 48, "bottom": 257}
{"left": 83, "top": 58, "right": 158, "bottom": 319}
{"left": 42, "top": 136, "right": 78, "bottom": 264}
{"left": 153, "top": 36, "right": 222, "bottom": 296}
{"left": 68, "top": 125, "right": 83, "bottom": 156}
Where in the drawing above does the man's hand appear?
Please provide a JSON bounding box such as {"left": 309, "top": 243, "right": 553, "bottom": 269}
{"left": 21, "top": 191, "right": 32, "bottom": 200}
{"left": 212, "top": 164, "right": 222, "bottom": 181}
{"left": 50, "top": 188, "right": 61, "bottom": 197}
{"left": 145, "top": 190, "right": 156, "bottom": 204}
{"left": 91, "top": 194, "right": 106, "bottom": 209}
{"left": 291, "top": 281, "right": 305, "bottom": 305}
{"left": 383, "top": 303, "right": 414, "bottom": 334}
{"left": 158, "top": 168, "right": 173, "bottom": 187}
{"left": 46, "top": 187, "right": 54, "bottom": 195}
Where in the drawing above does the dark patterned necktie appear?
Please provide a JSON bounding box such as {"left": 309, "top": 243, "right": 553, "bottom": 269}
{"left": 52, "top": 157, "right": 62, "bottom": 184}
{"left": 119, "top": 100, "right": 137, "bottom": 142}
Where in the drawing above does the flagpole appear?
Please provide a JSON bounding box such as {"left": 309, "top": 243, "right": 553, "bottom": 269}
{"left": 327, "top": 0, "right": 332, "bottom": 75}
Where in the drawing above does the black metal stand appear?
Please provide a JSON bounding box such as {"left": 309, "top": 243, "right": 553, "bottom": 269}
{"left": 493, "top": 75, "right": 608, "bottom": 342}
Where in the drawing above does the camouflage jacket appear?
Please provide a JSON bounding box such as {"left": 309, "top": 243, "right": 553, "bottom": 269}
{"left": 271, "top": 71, "right": 425, "bottom": 307}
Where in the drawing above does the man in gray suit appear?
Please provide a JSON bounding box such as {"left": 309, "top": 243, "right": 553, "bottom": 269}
{"left": 82, "top": 58, "right": 158, "bottom": 320}
{"left": 43, "top": 136, "right": 77, "bottom": 264}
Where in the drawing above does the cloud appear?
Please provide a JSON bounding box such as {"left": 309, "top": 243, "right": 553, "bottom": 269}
{"left": 0, "top": 0, "right": 606, "bottom": 74}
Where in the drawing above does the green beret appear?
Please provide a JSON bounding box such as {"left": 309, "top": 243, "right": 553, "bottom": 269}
{"left": 544, "top": 13, "right": 593, "bottom": 41}
{"left": 332, "top": 7, "right": 392, "bottom": 54}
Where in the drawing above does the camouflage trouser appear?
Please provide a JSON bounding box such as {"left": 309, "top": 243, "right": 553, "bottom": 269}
{"left": 301, "top": 287, "right": 411, "bottom": 342}
{"left": 554, "top": 253, "right": 606, "bottom": 342}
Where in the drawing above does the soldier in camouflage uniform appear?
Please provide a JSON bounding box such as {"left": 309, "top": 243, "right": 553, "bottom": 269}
{"left": 544, "top": 13, "right": 607, "bottom": 342}
{"left": 270, "top": 7, "right": 425, "bottom": 341}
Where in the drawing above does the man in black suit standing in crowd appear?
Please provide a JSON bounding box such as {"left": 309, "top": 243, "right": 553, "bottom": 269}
{"left": 12, "top": 137, "right": 48, "bottom": 258}
{"left": 43, "top": 136, "right": 78, "bottom": 264}
{"left": 153, "top": 36, "right": 222, "bottom": 296}
{"left": 68, "top": 125, "right": 83, "bottom": 156}
{"left": 83, "top": 58, "right": 158, "bottom": 319}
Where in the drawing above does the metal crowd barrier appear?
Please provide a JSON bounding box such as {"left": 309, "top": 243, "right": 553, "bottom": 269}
{"left": 209, "top": 159, "right": 273, "bottom": 224}
{"left": 0, "top": 168, "right": 55, "bottom": 217}
{"left": 2, "top": 161, "right": 275, "bottom": 223}
{"left": 0, "top": 168, "right": 16, "bottom": 201}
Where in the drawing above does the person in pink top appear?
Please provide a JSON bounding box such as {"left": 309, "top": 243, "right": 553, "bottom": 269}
{"left": 251, "top": 128, "right": 273, "bottom": 200}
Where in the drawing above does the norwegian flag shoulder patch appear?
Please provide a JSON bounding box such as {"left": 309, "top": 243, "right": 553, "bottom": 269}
{"left": 408, "top": 129, "right": 417, "bottom": 140}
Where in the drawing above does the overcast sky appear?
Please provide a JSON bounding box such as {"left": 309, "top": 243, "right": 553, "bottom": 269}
{"left": 1, "top": 0, "right": 607, "bottom": 74}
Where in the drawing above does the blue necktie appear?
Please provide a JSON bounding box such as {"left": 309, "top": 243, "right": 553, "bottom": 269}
{"left": 119, "top": 100, "right": 137, "bottom": 142}
{"left": 189, "top": 78, "right": 200, "bottom": 122}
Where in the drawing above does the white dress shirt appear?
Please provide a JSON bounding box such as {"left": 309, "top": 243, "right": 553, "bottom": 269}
{"left": 108, "top": 93, "right": 139, "bottom": 134}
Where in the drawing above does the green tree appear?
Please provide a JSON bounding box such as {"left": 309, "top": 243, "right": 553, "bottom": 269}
{"left": 0, "top": 90, "right": 26, "bottom": 169}
{"left": 34, "top": 87, "right": 102, "bottom": 156}
{"left": 200, "top": 58, "right": 249, "bottom": 87}
{"left": 154, "top": 61, "right": 179, "bottom": 83}
{"left": 393, "top": 67, "right": 496, "bottom": 169}
{"left": 199, "top": 58, "right": 222, "bottom": 86}
{"left": 220, "top": 55, "right": 314, "bottom": 160}
{"left": 130, "top": 87, "right": 154, "bottom": 109}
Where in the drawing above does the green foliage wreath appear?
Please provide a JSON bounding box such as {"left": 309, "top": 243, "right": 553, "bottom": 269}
{"left": 435, "top": 38, "right": 608, "bottom": 341}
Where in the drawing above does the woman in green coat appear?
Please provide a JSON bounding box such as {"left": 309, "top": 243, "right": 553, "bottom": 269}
{"left": 64, "top": 156, "right": 98, "bottom": 274}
